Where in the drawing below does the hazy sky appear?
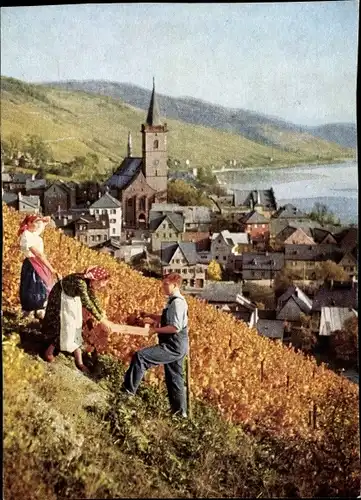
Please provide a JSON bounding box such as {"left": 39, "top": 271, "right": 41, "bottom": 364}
{"left": 1, "top": 2, "right": 358, "bottom": 125}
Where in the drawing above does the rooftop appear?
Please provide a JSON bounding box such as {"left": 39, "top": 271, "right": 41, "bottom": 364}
{"left": 105, "top": 157, "right": 143, "bottom": 190}
{"left": 90, "top": 192, "right": 122, "bottom": 210}
{"left": 200, "top": 282, "right": 252, "bottom": 304}
{"left": 319, "top": 307, "right": 357, "bottom": 336}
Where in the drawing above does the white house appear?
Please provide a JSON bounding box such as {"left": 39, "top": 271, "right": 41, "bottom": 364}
{"left": 18, "top": 192, "right": 41, "bottom": 214}
{"left": 210, "top": 230, "right": 250, "bottom": 265}
{"left": 319, "top": 307, "right": 358, "bottom": 336}
{"left": 90, "top": 193, "right": 122, "bottom": 238}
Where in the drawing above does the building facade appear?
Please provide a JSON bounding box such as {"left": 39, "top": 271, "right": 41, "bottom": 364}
{"left": 105, "top": 79, "right": 168, "bottom": 229}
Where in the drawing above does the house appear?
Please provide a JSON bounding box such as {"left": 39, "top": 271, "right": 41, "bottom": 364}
{"left": 181, "top": 231, "right": 211, "bottom": 251}
{"left": 210, "top": 230, "right": 251, "bottom": 266}
{"left": 9, "top": 172, "right": 35, "bottom": 193}
{"left": 276, "top": 285, "right": 313, "bottom": 322}
{"left": 239, "top": 211, "right": 270, "bottom": 241}
{"left": 92, "top": 238, "right": 123, "bottom": 260}
{"left": 2, "top": 191, "right": 18, "bottom": 209}
{"left": 319, "top": 307, "right": 357, "bottom": 336}
{"left": 43, "top": 181, "right": 76, "bottom": 215}
{"left": 104, "top": 80, "right": 168, "bottom": 229}
{"left": 338, "top": 250, "right": 357, "bottom": 279}
{"left": 52, "top": 208, "right": 90, "bottom": 230}
{"left": 76, "top": 181, "right": 101, "bottom": 206}
{"left": 214, "top": 189, "right": 277, "bottom": 217}
{"left": 64, "top": 215, "right": 109, "bottom": 247}
{"left": 275, "top": 225, "right": 316, "bottom": 246}
{"left": 334, "top": 227, "right": 358, "bottom": 253}
{"left": 2, "top": 172, "right": 12, "bottom": 192}
{"left": 256, "top": 310, "right": 285, "bottom": 340}
{"left": 168, "top": 169, "right": 198, "bottom": 183}
{"left": 199, "top": 281, "right": 257, "bottom": 325}
{"left": 18, "top": 193, "right": 41, "bottom": 214}
{"left": 182, "top": 206, "right": 213, "bottom": 232}
{"left": 311, "top": 228, "right": 338, "bottom": 245}
{"left": 149, "top": 211, "right": 185, "bottom": 252}
{"left": 284, "top": 244, "right": 344, "bottom": 280}
{"left": 312, "top": 280, "right": 358, "bottom": 313}
{"left": 25, "top": 178, "right": 47, "bottom": 206}
{"left": 273, "top": 203, "right": 308, "bottom": 220}
{"left": 241, "top": 252, "right": 285, "bottom": 281}
{"left": 269, "top": 219, "right": 322, "bottom": 246}
{"left": 161, "top": 242, "right": 207, "bottom": 288}
{"left": 89, "top": 192, "right": 122, "bottom": 238}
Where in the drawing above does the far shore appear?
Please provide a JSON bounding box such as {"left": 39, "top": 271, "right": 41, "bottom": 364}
{"left": 213, "top": 156, "right": 356, "bottom": 174}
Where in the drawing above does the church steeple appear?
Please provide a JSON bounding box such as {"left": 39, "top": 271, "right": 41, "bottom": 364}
{"left": 127, "top": 131, "right": 132, "bottom": 157}
{"left": 146, "top": 77, "right": 161, "bottom": 126}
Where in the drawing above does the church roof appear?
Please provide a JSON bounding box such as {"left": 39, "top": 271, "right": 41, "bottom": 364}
{"left": 146, "top": 78, "right": 162, "bottom": 126}
{"left": 105, "top": 157, "right": 143, "bottom": 190}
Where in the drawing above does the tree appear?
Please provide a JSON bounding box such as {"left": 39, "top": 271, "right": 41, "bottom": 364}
{"left": 329, "top": 316, "right": 358, "bottom": 367}
{"left": 273, "top": 270, "right": 293, "bottom": 299}
{"left": 309, "top": 202, "right": 340, "bottom": 226}
{"left": 7, "top": 134, "right": 25, "bottom": 160}
{"left": 207, "top": 260, "right": 222, "bottom": 281}
{"left": 167, "top": 179, "right": 212, "bottom": 207}
{"left": 291, "top": 326, "right": 317, "bottom": 353}
{"left": 25, "top": 135, "right": 51, "bottom": 166}
{"left": 315, "top": 260, "right": 348, "bottom": 282}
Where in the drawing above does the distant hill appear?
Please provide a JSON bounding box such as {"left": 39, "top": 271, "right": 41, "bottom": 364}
{"left": 304, "top": 123, "right": 357, "bottom": 149}
{"left": 0, "top": 76, "right": 355, "bottom": 181}
{"left": 44, "top": 80, "right": 357, "bottom": 149}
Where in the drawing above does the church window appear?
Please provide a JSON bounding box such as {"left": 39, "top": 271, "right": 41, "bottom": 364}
{"left": 154, "top": 140, "right": 159, "bottom": 149}
{"left": 127, "top": 198, "right": 132, "bottom": 207}
{"left": 139, "top": 196, "right": 146, "bottom": 211}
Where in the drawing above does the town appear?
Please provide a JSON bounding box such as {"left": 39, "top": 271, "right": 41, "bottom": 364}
{"left": 2, "top": 82, "right": 358, "bottom": 370}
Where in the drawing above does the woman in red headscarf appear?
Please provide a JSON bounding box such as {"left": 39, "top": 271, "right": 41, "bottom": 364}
{"left": 42, "top": 266, "right": 118, "bottom": 372}
{"left": 19, "top": 214, "right": 60, "bottom": 319}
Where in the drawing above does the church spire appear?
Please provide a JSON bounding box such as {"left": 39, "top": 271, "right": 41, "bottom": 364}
{"left": 146, "top": 77, "right": 161, "bottom": 126}
{"left": 127, "top": 131, "right": 132, "bottom": 157}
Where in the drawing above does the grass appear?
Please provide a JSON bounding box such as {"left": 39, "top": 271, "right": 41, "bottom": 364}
{"left": 1, "top": 76, "right": 355, "bottom": 181}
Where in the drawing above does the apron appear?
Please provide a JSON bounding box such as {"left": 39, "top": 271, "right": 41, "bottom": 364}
{"left": 59, "top": 284, "right": 83, "bottom": 353}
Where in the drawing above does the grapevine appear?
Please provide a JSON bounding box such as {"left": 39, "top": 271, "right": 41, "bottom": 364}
{"left": 2, "top": 204, "right": 359, "bottom": 465}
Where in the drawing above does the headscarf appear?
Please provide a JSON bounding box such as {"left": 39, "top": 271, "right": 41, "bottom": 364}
{"left": 18, "top": 214, "right": 43, "bottom": 236}
{"left": 82, "top": 266, "right": 110, "bottom": 281}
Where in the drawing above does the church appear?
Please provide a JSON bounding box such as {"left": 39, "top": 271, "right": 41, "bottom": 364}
{"left": 105, "top": 79, "right": 168, "bottom": 229}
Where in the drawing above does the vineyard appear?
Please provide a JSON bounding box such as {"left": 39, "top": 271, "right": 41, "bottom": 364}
{"left": 2, "top": 203, "right": 360, "bottom": 496}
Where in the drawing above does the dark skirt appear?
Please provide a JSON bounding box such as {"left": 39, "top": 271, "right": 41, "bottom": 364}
{"left": 41, "top": 281, "right": 63, "bottom": 349}
{"left": 20, "top": 258, "right": 48, "bottom": 312}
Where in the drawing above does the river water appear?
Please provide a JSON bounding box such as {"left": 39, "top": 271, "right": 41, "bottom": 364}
{"left": 218, "top": 161, "right": 358, "bottom": 224}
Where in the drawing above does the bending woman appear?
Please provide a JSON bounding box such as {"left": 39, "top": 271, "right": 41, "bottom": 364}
{"left": 42, "top": 266, "right": 116, "bottom": 372}
{"left": 19, "top": 215, "right": 59, "bottom": 319}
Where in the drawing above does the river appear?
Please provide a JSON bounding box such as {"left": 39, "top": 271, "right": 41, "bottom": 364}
{"left": 217, "top": 161, "right": 358, "bottom": 224}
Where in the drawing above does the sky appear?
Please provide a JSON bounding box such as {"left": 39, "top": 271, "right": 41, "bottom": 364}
{"left": 1, "top": 2, "right": 358, "bottom": 126}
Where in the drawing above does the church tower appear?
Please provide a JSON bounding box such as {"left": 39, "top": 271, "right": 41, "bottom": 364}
{"left": 141, "top": 78, "right": 168, "bottom": 195}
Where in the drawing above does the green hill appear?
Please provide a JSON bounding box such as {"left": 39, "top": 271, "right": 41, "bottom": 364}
{"left": 45, "top": 79, "right": 358, "bottom": 149}
{"left": 0, "top": 76, "right": 355, "bottom": 181}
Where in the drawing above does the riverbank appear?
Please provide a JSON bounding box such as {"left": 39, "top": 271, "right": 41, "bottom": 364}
{"left": 213, "top": 156, "right": 356, "bottom": 174}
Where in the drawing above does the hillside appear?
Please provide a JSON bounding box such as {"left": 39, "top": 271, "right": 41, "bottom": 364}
{"left": 45, "top": 79, "right": 357, "bottom": 149}
{"left": 305, "top": 123, "right": 358, "bottom": 149}
{"left": 3, "top": 203, "right": 359, "bottom": 498}
{"left": 0, "top": 77, "right": 355, "bottom": 182}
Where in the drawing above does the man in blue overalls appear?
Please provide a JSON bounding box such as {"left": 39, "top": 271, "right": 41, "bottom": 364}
{"left": 123, "top": 273, "right": 189, "bottom": 417}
